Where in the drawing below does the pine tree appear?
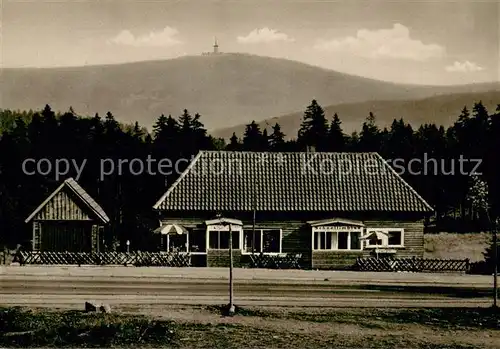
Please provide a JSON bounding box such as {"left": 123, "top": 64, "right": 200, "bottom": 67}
{"left": 104, "top": 111, "right": 120, "bottom": 134}
{"left": 153, "top": 114, "right": 168, "bottom": 139}
{"left": 153, "top": 114, "right": 179, "bottom": 146}
{"left": 269, "top": 123, "right": 286, "bottom": 151}
{"left": 226, "top": 132, "right": 241, "bottom": 151}
{"left": 384, "top": 118, "right": 414, "bottom": 160}
{"left": 261, "top": 129, "right": 270, "bottom": 150}
{"left": 359, "top": 112, "right": 382, "bottom": 152}
{"left": 298, "top": 99, "right": 329, "bottom": 151}
{"left": 242, "top": 121, "right": 264, "bottom": 151}
{"left": 347, "top": 131, "right": 360, "bottom": 152}
{"left": 132, "top": 121, "right": 144, "bottom": 141}
{"left": 327, "top": 113, "right": 346, "bottom": 152}
{"left": 470, "top": 101, "right": 490, "bottom": 158}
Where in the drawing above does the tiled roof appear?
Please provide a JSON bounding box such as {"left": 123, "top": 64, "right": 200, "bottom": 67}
{"left": 25, "top": 178, "right": 110, "bottom": 224}
{"left": 153, "top": 151, "right": 434, "bottom": 213}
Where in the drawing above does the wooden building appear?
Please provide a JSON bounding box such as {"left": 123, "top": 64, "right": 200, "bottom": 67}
{"left": 25, "top": 178, "right": 109, "bottom": 252}
{"left": 153, "top": 151, "right": 434, "bottom": 269}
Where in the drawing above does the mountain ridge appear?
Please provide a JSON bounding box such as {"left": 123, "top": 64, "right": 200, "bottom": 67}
{"left": 1, "top": 53, "right": 499, "bottom": 131}
{"left": 211, "top": 90, "right": 500, "bottom": 140}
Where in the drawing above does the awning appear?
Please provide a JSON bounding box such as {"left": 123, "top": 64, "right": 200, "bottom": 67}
{"left": 360, "top": 231, "right": 387, "bottom": 240}
{"left": 153, "top": 224, "right": 188, "bottom": 235}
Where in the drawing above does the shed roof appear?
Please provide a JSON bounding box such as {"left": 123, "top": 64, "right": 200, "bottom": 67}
{"left": 153, "top": 151, "right": 434, "bottom": 213}
{"left": 25, "top": 178, "right": 110, "bottom": 224}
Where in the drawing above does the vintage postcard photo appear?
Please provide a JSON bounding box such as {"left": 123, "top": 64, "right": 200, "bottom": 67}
{"left": 1, "top": 0, "right": 499, "bottom": 348}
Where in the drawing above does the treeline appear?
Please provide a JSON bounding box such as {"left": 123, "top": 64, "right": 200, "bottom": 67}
{"left": 0, "top": 100, "right": 499, "bottom": 249}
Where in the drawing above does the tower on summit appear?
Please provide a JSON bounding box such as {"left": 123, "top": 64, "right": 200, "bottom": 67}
{"left": 202, "top": 37, "right": 223, "bottom": 56}
{"left": 213, "top": 37, "right": 219, "bottom": 54}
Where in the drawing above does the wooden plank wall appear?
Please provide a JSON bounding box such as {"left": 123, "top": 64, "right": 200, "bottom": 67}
{"left": 312, "top": 251, "right": 363, "bottom": 270}
{"left": 160, "top": 215, "right": 425, "bottom": 269}
{"left": 34, "top": 189, "right": 92, "bottom": 221}
{"left": 40, "top": 222, "right": 92, "bottom": 252}
{"left": 363, "top": 219, "right": 425, "bottom": 258}
{"left": 207, "top": 249, "right": 243, "bottom": 268}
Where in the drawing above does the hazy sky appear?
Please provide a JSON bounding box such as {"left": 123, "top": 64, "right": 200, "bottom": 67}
{"left": 2, "top": 0, "right": 499, "bottom": 85}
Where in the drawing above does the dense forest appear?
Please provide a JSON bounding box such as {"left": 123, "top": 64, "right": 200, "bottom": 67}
{"left": 0, "top": 99, "right": 499, "bottom": 250}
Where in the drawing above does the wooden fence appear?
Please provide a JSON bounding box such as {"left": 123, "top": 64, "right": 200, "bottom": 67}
{"left": 249, "top": 253, "right": 303, "bottom": 269}
{"left": 17, "top": 251, "right": 192, "bottom": 267}
{"left": 355, "top": 257, "right": 470, "bottom": 273}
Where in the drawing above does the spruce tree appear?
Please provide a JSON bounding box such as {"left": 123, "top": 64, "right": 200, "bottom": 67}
{"left": 242, "top": 121, "right": 263, "bottom": 151}
{"left": 327, "top": 113, "right": 346, "bottom": 152}
{"left": 269, "top": 123, "right": 286, "bottom": 151}
{"left": 226, "top": 133, "right": 241, "bottom": 151}
{"left": 359, "top": 112, "right": 382, "bottom": 152}
{"left": 298, "top": 99, "right": 329, "bottom": 151}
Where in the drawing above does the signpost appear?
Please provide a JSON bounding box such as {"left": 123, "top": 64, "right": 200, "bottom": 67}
{"left": 208, "top": 215, "right": 243, "bottom": 316}
{"left": 493, "top": 218, "right": 498, "bottom": 308}
{"left": 228, "top": 222, "right": 234, "bottom": 315}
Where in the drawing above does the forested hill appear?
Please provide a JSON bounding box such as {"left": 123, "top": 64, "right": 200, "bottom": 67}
{"left": 212, "top": 90, "right": 500, "bottom": 140}
{"left": 2, "top": 53, "right": 499, "bottom": 130}
{"left": 1, "top": 100, "right": 500, "bottom": 250}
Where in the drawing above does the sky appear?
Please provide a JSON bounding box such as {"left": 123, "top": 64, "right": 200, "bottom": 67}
{"left": 2, "top": 0, "right": 499, "bottom": 85}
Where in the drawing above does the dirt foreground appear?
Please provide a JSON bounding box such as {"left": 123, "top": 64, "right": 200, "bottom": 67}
{"left": 2, "top": 305, "right": 500, "bottom": 348}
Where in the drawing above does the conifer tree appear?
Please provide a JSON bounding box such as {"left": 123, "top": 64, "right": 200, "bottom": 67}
{"left": 298, "top": 99, "right": 329, "bottom": 151}
{"left": 327, "top": 113, "right": 346, "bottom": 151}
{"left": 226, "top": 133, "right": 241, "bottom": 151}
{"left": 242, "top": 120, "right": 264, "bottom": 151}
{"left": 269, "top": 123, "right": 286, "bottom": 151}
{"left": 359, "top": 112, "right": 382, "bottom": 152}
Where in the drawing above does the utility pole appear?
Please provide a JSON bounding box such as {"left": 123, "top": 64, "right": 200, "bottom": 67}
{"left": 228, "top": 222, "right": 235, "bottom": 315}
{"left": 493, "top": 217, "right": 498, "bottom": 308}
{"left": 252, "top": 174, "right": 256, "bottom": 255}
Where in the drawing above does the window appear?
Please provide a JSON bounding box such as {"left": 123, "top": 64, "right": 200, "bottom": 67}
{"left": 209, "top": 231, "right": 240, "bottom": 249}
{"left": 314, "top": 231, "right": 332, "bottom": 250}
{"left": 188, "top": 229, "right": 206, "bottom": 252}
{"left": 312, "top": 228, "right": 362, "bottom": 251}
{"left": 243, "top": 229, "right": 282, "bottom": 254}
{"left": 169, "top": 234, "right": 188, "bottom": 252}
{"left": 364, "top": 228, "right": 404, "bottom": 247}
{"left": 338, "top": 231, "right": 348, "bottom": 250}
{"left": 388, "top": 230, "right": 403, "bottom": 246}
{"left": 244, "top": 230, "right": 262, "bottom": 252}
{"left": 350, "top": 231, "right": 361, "bottom": 250}
{"left": 263, "top": 230, "right": 280, "bottom": 253}
{"left": 161, "top": 233, "right": 189, "bottom": 253}
{"left": 33, "top": 222, "right": 41, "bottom": 250}
{"left": 365, "top": 237, "right": 384, "bottom": 247}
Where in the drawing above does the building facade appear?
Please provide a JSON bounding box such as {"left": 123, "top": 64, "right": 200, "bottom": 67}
{"left": 153, "top": 151, "right": 434, "bottom": 269}
{"left": 25, "top": 178, "right": 109, "bottom": 253}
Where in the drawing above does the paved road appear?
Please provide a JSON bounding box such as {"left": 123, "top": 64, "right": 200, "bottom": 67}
{"left": 1, "top": 266, "right": 494, "bottom": 284}
{"left": 0, "top": 266, "right": 496, "bottom": 308}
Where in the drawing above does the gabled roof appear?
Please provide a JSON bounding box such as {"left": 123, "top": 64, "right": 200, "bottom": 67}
{"left": 25, "top": 178, "right": 110, "bottom": 224}
{"left": 153, "top": 151, "right": 434, "bottom": 213}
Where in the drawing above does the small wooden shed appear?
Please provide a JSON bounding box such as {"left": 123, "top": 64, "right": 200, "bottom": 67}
{"left": 25, "top": 178, "right": 110, "bottom": 252}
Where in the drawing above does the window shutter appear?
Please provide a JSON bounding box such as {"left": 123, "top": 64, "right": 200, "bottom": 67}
{"left": 33, "top": 222, "right": 41, "bottom": 251}
{"left": 91, "top": 225, "right": 98, "bottom": 252}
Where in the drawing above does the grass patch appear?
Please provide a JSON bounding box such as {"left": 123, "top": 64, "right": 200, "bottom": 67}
{"left": 205, "top": 305, "right": 500, "bottom": 330}
{"left": 379, "top": 307, "right": 500, "bottom": 330}
{"left": 424, "top": 232, "right": 491, "bottom": 261}
{"left": 1, "top": 306, "right": 499, "bottom": 348}
{"left": 0, "top": 307, "right": 177, "bottom": 347}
